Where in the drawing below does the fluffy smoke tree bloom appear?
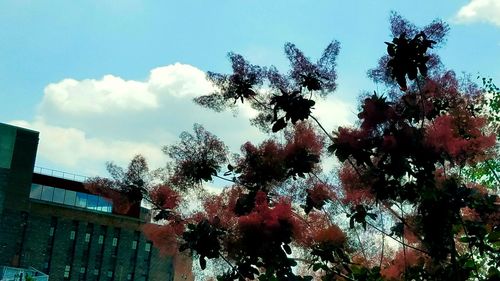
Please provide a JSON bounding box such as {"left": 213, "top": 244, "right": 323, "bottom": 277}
{"left": 425, "top": 114, "right": 495, "bottom": 164}
{"left": 164, "top": 124, "right": 228, "bottom": 189}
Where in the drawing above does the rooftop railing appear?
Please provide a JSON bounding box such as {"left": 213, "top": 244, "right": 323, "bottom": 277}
{"left": 33, "top": 166, "right": 89, "bottom": 182}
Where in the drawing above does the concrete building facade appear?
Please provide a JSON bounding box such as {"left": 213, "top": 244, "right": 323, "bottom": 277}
{"left": 0, "top": 123, "right": 189, "bottom": 281}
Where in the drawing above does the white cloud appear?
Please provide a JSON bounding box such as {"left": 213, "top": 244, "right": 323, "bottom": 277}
{"left": 12, "top": 63, "right": 355, "bottom": 178}
{"left": 39, "top": 63, "right": 211, "bottom": 117}
{"left": 454, "top": 0, "right": 500, "bottom": 26}
{"left": 9, "top": 119, "right": 164, "bottom": 177}
{"left": 313, "top": 97, "right": 356, "bottom": 131}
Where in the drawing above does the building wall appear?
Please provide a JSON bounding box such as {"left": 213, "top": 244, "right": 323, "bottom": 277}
{"left": 0, "top": 123, "right": 39, "bottom": 268}
{"left": 11, "top": 201, "right": 175, "bottom": 281}
{"left": 0, "top": 123, "right": 188, "bottom": 281}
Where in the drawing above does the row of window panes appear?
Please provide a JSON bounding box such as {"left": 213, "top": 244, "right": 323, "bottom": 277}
{"left": 30, "top": 184, "right": 112, "bottom": 213}
{"left": 75, "top": 268, "right": 113, "bottom": 277}
{"left": 71, "top": 266, "right": 111, "bottom": 278}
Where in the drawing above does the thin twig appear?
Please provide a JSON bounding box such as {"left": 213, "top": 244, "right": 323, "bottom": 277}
{"left": 367, "top": 222, "right": 429, "bottom": 255}
{"left": 214, "top": 174, "right": 253, "bottom": 190}
{"left": 382, "top": 202, "right": 424, "bottom": 244}
{"left": 459, "top": 218, "right": 481, "bottom": 279}
{"left": 310, "top": 114, "right": 334, "bottom": 140}
{"left": 398, "top": 203, "right": 408, "bottom": 279}
{"left": 331, "top": 270, "right": 357, "bottom": 281}
{"left": 321, "top": 206, "right": 368, "bottom": 261}
{"left": 214, "top": 174, "right": 237, "bottom": 184}
{"left": 220, "top": 255, "right": 246, "bottom": 280}
{"left": 310, "top": 172, "right": 371, "bottom": 261}
{"left": 379, "top": 207, "right": 385, "bottom": 268}
{"left": 250, "top": 96, "right": 271, "bottom": 110}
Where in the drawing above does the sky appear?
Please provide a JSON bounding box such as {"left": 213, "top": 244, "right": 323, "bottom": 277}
{"left": 0, "top": 0, "right": 499, "bottom": 178}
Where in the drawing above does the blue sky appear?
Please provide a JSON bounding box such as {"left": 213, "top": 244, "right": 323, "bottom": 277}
{"left": 1, "top": 0, "right": 499, "bottom": 177}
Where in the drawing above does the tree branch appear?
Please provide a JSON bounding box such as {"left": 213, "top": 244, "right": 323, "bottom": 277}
{"left": 367, "top": 222, "right": 429, "bottom": 255}
{"left": 310, "top": 114, "right": 334, "bottom": 140}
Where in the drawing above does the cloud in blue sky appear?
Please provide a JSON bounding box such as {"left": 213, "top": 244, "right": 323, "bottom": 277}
{"left": 454, "top": 0, "right": 500, "bottom": 26}
{"left": 11, "top": 64, "right": 355, "bottom": 177}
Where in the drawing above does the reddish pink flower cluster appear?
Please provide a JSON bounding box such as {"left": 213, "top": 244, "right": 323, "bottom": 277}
{"left": 238, "top": 123, "right": 323, "bottom": 184}
{"left": 85, "top": 178, "right": 135, "bottom": 214}
{"left": 307, "top": 182, "right": 335, "bottom": 206}
{"left": 335, "top": 127, "right": 369, "bottom": 151}
{"left": 339, "top": 164, "right": 374, "bottom": 205}
{"left": 460, "top": 207, "right": 481, "bottom": 222}
{"left": 294, "top": 211, "right": 329, "bottom": 246}
{"left": 312, "top": 224, "right": 346, "bottom": 247}
{"left": 149, "top": 185, "right": 180, "bottom": 210}
{"left": 358, "top": 95, "right": 397, "bottom": 129}
{"left": 142, "top": 222, "right": 184, "bottom": 256}
{"left": 238, "top": 191, "right": 294, "bottom": 230}
{"left": 230, "top": 191, "right": 306, "bottom": 256}
{"left": 201, "top": 188, "right": 242, "bottom": 228}
{"left": 284, "top": 122, "right": 324, "bottom": 156}
{"left": 238, "top": 140, "right": 286, "bottom": 185}
{"left": 380, "top": 249, "right": 426, "bottom": 280}
{"left": 425, "top": 114, "right": 495, "bottom": 164}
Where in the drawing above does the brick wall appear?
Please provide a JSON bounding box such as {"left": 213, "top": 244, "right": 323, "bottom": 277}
{"left": 11, "top": 201, "right": 176, "bottom": 281}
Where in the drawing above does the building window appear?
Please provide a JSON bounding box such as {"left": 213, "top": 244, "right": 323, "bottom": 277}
{"left": 98, "top": 235, "right": 104, "bottom": 244}
{"left": 63, "top": 190, "right": 77, "bottom": 206}
{"left": 87, "top": 194, "right": 99, "bottom": 211}
{"left": 41, "top": 186, "right": 54, "bottom": 201}
{"left": 131, "top": 240, "right": 138, "bottom": 250}
{"left": 76, "top": 193, "right": 88, "bottom": 208}
{"left": 70, "top": 231, "right": 76, "bottom": 240}
{"left": 30, "top": 184, "right": 43, "bottom": 199}
{"left": 64, "top": 265, "right": 71, "bottom": 278}
{"left": 145, "top": 243, "right": 151, "bottom": 252}
{"left": 49, "top": 226, "right": 55, "bottom": 236}
{"left": 112, "top": 237, "right": 118, "bottom": 247}
{"left": 80, "top": 267, "right": 86, "bottom": 274}
{"left": 85, "top": 233, "right": 91, "bottom": 243}
{"left": 30, "top": 183, "right": 113, "bottom": 213}
{"left": 52, "top": 188, "right": 65, "bottom": 204}
{"left": 107, "top": 271, "right": 113, "bottom": 278}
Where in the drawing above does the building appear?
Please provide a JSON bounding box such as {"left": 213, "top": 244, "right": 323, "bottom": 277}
{"left": 0, "top": 123, "right": 193, "bottom": 281}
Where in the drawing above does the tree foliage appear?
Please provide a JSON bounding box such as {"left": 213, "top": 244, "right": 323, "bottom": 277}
{"left": 86, "top": 13, "right": 499, "bottom": 281}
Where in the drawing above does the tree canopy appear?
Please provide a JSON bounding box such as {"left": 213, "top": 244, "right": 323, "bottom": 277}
{"left": 86, "top": 13, "right": 499, "bottom": 281}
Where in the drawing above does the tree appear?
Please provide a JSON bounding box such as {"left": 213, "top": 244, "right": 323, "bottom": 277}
{"left": 86, "top": 13, "right": 499, "bottom": 281}
{"left": 463, "top": 78, "right": 500, "bottom": 191}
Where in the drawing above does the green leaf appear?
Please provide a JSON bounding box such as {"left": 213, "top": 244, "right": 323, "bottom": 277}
{"left": 487, "top": 230, "right": 500, "bottom": 242}
{"left": 464, "top": 259, "right": 476, "bottom": 269}
{"left": 272, "top": 117, "right": 287, "bottom": 132}
{"left": 283, "top": 244, "right": 292, "bottom": 255}
{"left": 459, "top": 236, "right": 472, "bottom": 243}
{"left": 311, "top": 262, "right": 328, "bottom": 272}
{"left": 199, "top": 256, "right": 207, "bottom": 270}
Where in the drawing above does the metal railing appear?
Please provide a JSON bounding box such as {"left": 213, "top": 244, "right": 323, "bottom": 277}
{"left": 33, "top": 166, "right": 89, "bottom": 182}
{"left": 0, "top": 266, "right": 48, "bottom": 281}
